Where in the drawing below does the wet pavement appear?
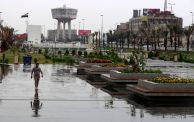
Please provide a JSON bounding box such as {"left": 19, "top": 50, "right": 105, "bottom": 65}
{"left": 0, "top": 64, "right": 194, "bottom": 122}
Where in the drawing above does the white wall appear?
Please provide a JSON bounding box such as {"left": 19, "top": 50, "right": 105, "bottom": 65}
{"left": 27, "top": 25, "right": 41, "bottom": 44}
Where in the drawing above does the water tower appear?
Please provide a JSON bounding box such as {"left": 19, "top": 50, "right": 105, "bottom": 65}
{"left": 52, "top": 5, "right": 78, "bottom": 41}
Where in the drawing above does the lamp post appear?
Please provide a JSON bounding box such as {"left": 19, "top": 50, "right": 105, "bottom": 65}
{"left": 42, "top": 25, "right": 46, "bottom": 43}
{"left": 0, "top": 12, "right": 2, "bottom": 24}
{"left": 78, "top": 22, "right": 81, "bottom": 30}
{"left": 168, "top": 3, "right": 175, "bottom": 14}
{"left": 190, "top": 12, "right": 193, "bottom": 25}
{"left": 82, "top": 19, "right": 85, "bottom": 44}
{"left": 101, "top": 15, "right": 104, "bottom": 48}
{"left": 82, "top": 19, "right": 85, "bottom": 30}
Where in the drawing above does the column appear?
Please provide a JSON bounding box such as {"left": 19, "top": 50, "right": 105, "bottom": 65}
{"left": 63, "top": 22, "right": 66, "bottom": 40}
{"left": 57, "top": 21, "right": 61, "bottom": 40}
{"left": 68, "top": 21, "right": 71, "bottom": 40}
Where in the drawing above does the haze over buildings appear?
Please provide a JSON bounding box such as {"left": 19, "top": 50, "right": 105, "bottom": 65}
{"left": 0, "top": 0, "right": 194, "bottom": 34}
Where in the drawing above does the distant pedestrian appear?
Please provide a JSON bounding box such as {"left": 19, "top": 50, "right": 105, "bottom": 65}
{"left": 31, "top": 63, "right": 43, "bottom": 89}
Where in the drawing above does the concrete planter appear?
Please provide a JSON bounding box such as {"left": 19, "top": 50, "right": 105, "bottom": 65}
{"left": 91, "top": 65, "right": 129, "bottom": 72}
{"left": 138, "top": 80, "right": 194, "bottom": 92}
{"left": 110, "top": 70, "right": 166, "bottom": 80}
{"left": 79, "top": 61, "right": 111, "bottom": 68}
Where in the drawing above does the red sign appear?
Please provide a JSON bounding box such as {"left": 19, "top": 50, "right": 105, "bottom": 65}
{"left": 15, "top": 33, "right": 27, "bottom": 40}
{"left": 79, "top": 30, "right": 91, "bottom": 36}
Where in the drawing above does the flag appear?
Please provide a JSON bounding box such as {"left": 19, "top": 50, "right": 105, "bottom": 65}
{"left": 21, "top": 13, "right": 28, "bottom": 18}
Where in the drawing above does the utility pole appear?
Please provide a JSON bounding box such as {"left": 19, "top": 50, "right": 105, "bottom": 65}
{"left": 190, "top": 12, "right": 193, "bottom": 25}
{"left": 101, "top": 15, "right": 104, "bottom": 48}
{"left": 0, "top": 12, "right": 2, "bottom": 24}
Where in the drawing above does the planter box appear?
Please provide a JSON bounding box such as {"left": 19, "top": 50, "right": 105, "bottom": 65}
{"left": 138, "top": 80, "right": 194, "bottom": 92}
{"left": 110, "top": 70, "right": 166, "bottom": 80}
{"left": 91, "top": 65, "right": 129, "bottom": 72}
{"left": 79, "top": 61, "right": 111, "bottom": 68}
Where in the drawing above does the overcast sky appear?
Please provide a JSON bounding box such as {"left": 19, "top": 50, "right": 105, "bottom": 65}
{"left": 1, "top": 0, "right": 194, "bottom": 35}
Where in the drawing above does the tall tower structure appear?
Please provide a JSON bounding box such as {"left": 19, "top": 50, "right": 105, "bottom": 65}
{"left": 52, "top": 5, "right": 78, "bottom": 41}
{"left": 164, "top": 0, "right": 168, "bottom": 11}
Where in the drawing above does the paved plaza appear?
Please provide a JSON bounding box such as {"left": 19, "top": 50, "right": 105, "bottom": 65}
{"left": 0, "top": 63, "right": 194, "bottom": 122}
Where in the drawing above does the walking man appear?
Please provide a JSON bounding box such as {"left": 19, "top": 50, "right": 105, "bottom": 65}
{"left": 31, "top": 63, "right": 43, "bottom": 89}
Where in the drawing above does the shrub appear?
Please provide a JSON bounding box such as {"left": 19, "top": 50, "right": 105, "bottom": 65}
{"left": 34, "top": 58, "right": 38, "bottom": 64}
{"left": 4, "top": 58, "right": 9, "bottom": 64}
{"left": 58, "top": 51, "right": 62, "bottom": 55}
{"left": 65, "top": 50, "right": 69, "bottom": 56}
{"left": 84, "top": 51, "right": 88, "bottom": 57}
{"left": 99, "top": 51, "right": 103, "bottom": 56}
{"left": 45, "top": 49, "right": 48, "bottom": 55}
{"left": 148, "top": 51, "right": 156, "bottom": 58}
{"left": 94, "top": 52, "right": 98, "bottom": 55}
{"left": 38, "top": 49, "right": 42, "bottom": 54}
{"left": 78, "top": 51, "right": 82, "bottom": 56}
{"left": 72, "top": 50, "right": 76, "bottom": 56}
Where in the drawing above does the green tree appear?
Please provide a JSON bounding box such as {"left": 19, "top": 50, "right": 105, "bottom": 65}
{"left": 0, "top": 25, "right": 14, "bottom": 52}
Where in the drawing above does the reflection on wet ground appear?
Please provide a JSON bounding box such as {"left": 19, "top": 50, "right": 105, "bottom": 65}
{"left": 31, "top": 89, "right": 43, "bottom": 117}
{"left": 0, "top": 63, "right": 194, "bottom": 121}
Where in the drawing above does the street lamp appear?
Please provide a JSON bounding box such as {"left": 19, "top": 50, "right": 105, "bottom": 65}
{"left": 0, "top": 12, "right": 3, "bottom": 24}
{"left": 101, "top": 15, "right": 104, "bottom": 48}
{"left": 42, "top": 25, "right": 46, "bottom": 43}
{"left": 82, "top": 19, "right": 85, "bottom": 30}
{"left": 168, "top": 3, "right": 175, "bottom": 14}
{"left": 190, "top": 12, "right": 193, "bottom": 25}
{"left": 78, "top": 22, "right": 81, "bottom": 30}
{"left": 82, "top": 19, "right": 85, "bottom": 44}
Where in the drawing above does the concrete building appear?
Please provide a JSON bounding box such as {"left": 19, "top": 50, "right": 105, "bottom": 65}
{"left": 27, "top": 25, "right": 41, "bottom": 44}
{"left": 117, "top": 22, "right": 129, "bottom": 33}
{"left": 47, "top": 29, "right": 77, "bottom": 42}
{"left": 51, "top": 5, "right": 78, "bottom": 41}
{"left": 129, "top": 9, "right": 183, "bottom": 33}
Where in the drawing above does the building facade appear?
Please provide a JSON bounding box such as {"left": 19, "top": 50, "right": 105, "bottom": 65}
{"left": 27, "top": 25, "right": 42, "bottom": 44}
{"left": 129, "top": 9, "right": 183, "bottom": 33}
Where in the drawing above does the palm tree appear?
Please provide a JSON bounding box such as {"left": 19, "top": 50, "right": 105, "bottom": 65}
{"left": 92, "top": 33, "right": 95, "bottom": 45}
{"left": 106, "top": 33, "right": 110, "bottom": 48}
{"left": 94, "top": 32, "right": 98, "bottom": 49}
{"left": 126, "top": 31, "right": 131, "bottom": 49}
{"left": 151, "top": 29, "right": 157, "bottom": 51}
{"left": 103, "top": 33, "right": 105, "bottom": 48}
{"left": 184, "top": 26, "right": 194, "bottom": 52}
{"left": 162, "top": 30, "right": 169, "bottom": 51}
{"left": 109, "top": 30, "right": 113, "bottom": 48}
{"left": 172, "top": 25, "right": 182, "bottom": 52}
{"left": 167, "top": 25, "right": 174, "bottom": 48}
{"left": 132, "top": 33, "right": 137, "bottom": 49}
{"left": 140, "top": 27, "right": 151, "bottom": 51}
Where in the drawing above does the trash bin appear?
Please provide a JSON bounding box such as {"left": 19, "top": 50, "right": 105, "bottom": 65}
{"left": 23, "top": 55, "right": 32, "bottom": 65}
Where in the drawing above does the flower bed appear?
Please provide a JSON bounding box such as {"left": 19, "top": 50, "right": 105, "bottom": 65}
{"left": 101, "top": 64, "right": 127, "bottom": 67}
{"left": 152, "top": 77, "right": 194, "bottom": 84}
{"left": 138, "top": 77, "right": 194, "bottom": 92}
{"left": 110, "top": 70, "right": 166, "bottom": 80}
{"left": 86, "top": 59, "right": 112, "bottom": 63}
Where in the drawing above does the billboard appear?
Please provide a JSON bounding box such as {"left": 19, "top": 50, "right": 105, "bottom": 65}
{"left": 79, "top": 30, "right": 91, "bottom": 36}
{"left": 143, "top": 9, "right": 160, "bottom": 16}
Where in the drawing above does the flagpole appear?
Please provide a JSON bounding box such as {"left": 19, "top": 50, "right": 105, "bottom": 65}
{"left": 26, "top": 13, "right": 29, "bottom": 42}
